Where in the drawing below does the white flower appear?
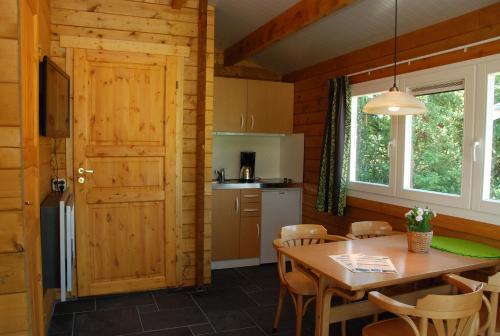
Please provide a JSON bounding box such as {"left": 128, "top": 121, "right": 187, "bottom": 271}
{"left": 416, "top": 215, "right": 423, "bottom": 222}
{"left": 417, "top": 208, "right": 424, "bottom": 216}
{"left": 424, "top": 208, "right": 429, "bottom": 213}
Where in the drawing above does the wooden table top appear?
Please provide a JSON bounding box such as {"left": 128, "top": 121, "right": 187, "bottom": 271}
{"left": 280, "top": 235, "right": 499, "bottom": 291}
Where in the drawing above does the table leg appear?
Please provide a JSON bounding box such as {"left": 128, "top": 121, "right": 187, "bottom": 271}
{"left": 315, "top": 275, "right": 334, "bottom": 336}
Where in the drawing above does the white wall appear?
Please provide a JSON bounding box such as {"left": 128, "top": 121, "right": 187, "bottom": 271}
{"left": 212, "top": 134, "right": 304, "bottom": 181}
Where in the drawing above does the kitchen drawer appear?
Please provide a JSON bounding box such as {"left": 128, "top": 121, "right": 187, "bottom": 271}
{"left": 241, "top": 203, "right": 261, "bottom": 217}
{"left": 241, "top": 189, "right": 261, "bottom": 203}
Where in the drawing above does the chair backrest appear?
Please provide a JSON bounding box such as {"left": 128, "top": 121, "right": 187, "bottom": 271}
{"left": 273, "top": 224, "right": 346, "bottom": 284}
{"left": 280, "top": 224, "right": 328, "bottom": 247}
{"left": 414, "top": 274, "right": 484, "bottom": 336}
{"left": 477, "top": 272, "right": 500, "bottom": 335}
{"left": 348, "top": 221, "right": 393, "bottom": 239}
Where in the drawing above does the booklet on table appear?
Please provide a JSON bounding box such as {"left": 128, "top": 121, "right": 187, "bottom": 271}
{"left": 329, "top": 253, "right": 397, "bottom": 273}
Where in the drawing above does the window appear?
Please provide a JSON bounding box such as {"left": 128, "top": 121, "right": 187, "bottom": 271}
{"left": 483, "top": 72, "right": 500, "bottom": 202}
{"left": 350, "top": 93, "right": 392, "bottom": 186}
{"left": 404, "top": 81, "right": 465, "bottom": 195}
{"left": 348, "top": 58, "right": 500, "bottom": 224}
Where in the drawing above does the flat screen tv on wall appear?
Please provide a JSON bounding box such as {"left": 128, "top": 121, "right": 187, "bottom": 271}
{"left": 39, "top": 56, "right": 70, "bottom": 138}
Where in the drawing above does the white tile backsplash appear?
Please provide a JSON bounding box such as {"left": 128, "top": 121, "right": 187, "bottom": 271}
{"left": 212, "top": 134, "right": 304, "bottom": 181}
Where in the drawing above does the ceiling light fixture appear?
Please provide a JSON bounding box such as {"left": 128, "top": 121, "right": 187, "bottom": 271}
{"left": 363, "top": 0, "right": 426, "bottom": 116}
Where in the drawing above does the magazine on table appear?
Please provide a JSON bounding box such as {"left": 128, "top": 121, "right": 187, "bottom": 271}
{"left": 329, "top": 253, "right": 397, "bottom": 273}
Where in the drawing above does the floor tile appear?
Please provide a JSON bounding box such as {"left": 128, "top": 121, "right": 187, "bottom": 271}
{"left": 154, "top": 292, "right": 195, "bottom": 311}
{"left": 53, "top": 298, "right": 95, "bottom": 315}
{"left": 245, "top": 304, "right": 308, "bottom": 335}
{"left": 211, "top": 269, "right": 253, "bottom": 289}
{"left": 48, "top": 314, "right": 74, "bottom": 335}
{"left": 189, "top": 323, "right": 215, "bottom": 335}
{"left": 96, "top": 292, "right": 154, "bottom": 310}
{"left": 140, "top": 306, "right": 207, "bottom": 331}
{"left": 206, "top": 327, "right": 266, "bottom": 336}
{"left": 137, "top": 304, "right": 158, "bottom": 314}
{"left": 206, "top": 310, "right": 254, "bottom": 332}
{"left": 131, "top": 327, "right": 193, "bottom": 336}
{"left": 192, "top": 287, "right": 257, "bottom": 312}
{"left": 74, "top": 307, "right": 142, "bottom": 336}
{"left": 236, "top": 265, "right": 280, "bottom": 290}
{"left": 247, "top": 288, "right": 291, "bottom": 307}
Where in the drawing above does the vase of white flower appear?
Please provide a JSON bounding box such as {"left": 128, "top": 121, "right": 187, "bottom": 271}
{"left": 405, "top": 206, "right": 436, "bottom": 253}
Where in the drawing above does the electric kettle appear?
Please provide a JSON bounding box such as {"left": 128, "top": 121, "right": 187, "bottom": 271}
{"left": 239, "top": 165, "right": 253, "bottom": 181}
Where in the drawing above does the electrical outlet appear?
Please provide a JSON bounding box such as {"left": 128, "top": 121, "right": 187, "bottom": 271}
{"left": 51, "top": 178, "right": 66, "bottom": 192}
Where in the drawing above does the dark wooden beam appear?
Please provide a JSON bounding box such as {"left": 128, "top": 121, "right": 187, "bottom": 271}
{"left": 172, "top": 0, "right": 188, "bottom": 9}
{"left": 284, "top": 2, "right": 500, "bottom": 82}
{"left": 224, "top": 0, "right": 356, "bottom": 66}
{"left": 195, "top": 0, "right": 208, "bottom": 288}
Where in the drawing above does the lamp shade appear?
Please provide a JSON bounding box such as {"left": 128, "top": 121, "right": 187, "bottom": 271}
{"left": 363, "top": 90, "right": 426, "bottom": 116}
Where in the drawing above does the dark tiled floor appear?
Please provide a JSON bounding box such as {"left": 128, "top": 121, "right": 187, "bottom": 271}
{"left": 49, "top": 264, "right": 373, "bottom": 336}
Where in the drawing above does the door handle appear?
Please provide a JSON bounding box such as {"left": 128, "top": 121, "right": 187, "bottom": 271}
{"left": 243, "top": 208, "right": 258, "bottom": 212}
{"left": 78, "top": 167, "right": 94, "bottom": 174}
{"left": 256, "top": 223, "right": 260, "bottom": 238}
{"left": 240, "top": 114, "right": 244, "bottom": 130}
{"left": 235, "top": 196, "right": 240, "bottom": 213}
{"left": 251, "top": 115, "right": 255, "bottom": 130}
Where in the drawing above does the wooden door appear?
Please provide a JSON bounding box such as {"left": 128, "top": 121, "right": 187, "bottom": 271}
{"left": 214, "top": 77, "right": 247, "bottom": 132}
{"left": 212, "top": 189, "right": 240, "bottom": 261}
{"left": 73, "top": 49, "right": 181, "bottom": 296}
{"left": 247, "top": 80, "right": 294, "bottom": 134}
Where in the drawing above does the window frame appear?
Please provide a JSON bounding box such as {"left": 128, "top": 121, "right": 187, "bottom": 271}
{"left": 397, "top": 66, "right": 475, "bottom": 209}
{"left": 472, "top": 59, "right": 500, "bottom": 215}
{"left": 349, "top": 78, "right": 397, "bottom": 196}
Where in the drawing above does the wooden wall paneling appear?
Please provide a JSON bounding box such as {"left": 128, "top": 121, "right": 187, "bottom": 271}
{"left": 0, "top": 293, "right": 29, "bottom": 333}
{"left": 290, "top": 3, "right": 500, "bottom": 246}
{"left": 0, "top": 212, "right": 24, "bottom": 253}
{"left": 60, "top": 36, "right": 190, "bottom": 57}
{"left": 0, "top": 38, "right": 19, "bottom": 83}
{"left": 0, "top": 253, "right": 26, "bottom": 294}
{"left": 65, "top": 48, "right": 74, "bottom": 191}
{"left": 0, "top": 83, "right": 21, "bottom": 126}
{"left": 50, "top": 0, "right": 214, "bottom": 288}
{"left": 20, "top": 0, "right": 44, "bottom": 333}
{"left": 195, "top": 0, "right": 208, "bottom": 288}
{"left": 0, "top": 0, "right": 18, "bottom": 39}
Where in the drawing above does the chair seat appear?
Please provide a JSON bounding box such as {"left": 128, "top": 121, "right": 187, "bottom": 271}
{"left": 284, "top": 271, "right": 316, "bottom": 296}
{"left": 363, "top": 317, "right": 437, "bottom": 336}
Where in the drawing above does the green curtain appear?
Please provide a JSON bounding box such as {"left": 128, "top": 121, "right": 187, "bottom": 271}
{"left": 316, "top": 76, "right": 351, "bottom": 216}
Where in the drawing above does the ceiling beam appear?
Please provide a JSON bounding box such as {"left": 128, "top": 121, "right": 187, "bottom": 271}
{"left": 284, "top": 2, "right": 500, "bottom": 82}
{"left": 172, "top": 0, "right": 188, "bottom": 9}
{"left": 223, "top": 0, "right": 356, "bottom": 66}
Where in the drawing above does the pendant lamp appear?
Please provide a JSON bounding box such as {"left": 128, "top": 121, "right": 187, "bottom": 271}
{"left": 363, "top": 0, "right": 426, "bottom": 116}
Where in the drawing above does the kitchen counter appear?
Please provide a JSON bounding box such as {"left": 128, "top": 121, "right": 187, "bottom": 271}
{"left": 212, "top": 178, "right": 303, "bottom": 190}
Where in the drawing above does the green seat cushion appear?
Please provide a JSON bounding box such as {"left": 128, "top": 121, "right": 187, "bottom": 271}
{"left": 431, "top": 235, "right": 500, "bottom": 259}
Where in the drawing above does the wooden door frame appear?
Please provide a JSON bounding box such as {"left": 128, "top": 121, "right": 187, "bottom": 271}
{"left": 70, "top": 43, "right": 186, "bottom": 294}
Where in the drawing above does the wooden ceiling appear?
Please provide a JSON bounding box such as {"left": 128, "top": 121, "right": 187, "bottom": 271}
{"left": 210, "top": 0, "right": 500, "bottom": 76}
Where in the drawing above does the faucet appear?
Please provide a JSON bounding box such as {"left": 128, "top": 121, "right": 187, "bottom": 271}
{"left": 215, "top": 168, "right": 225, "bottom": 183}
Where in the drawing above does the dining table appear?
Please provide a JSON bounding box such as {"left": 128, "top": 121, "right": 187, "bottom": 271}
{"left": 279, "top": 234, "right": 500, "bottom": 336}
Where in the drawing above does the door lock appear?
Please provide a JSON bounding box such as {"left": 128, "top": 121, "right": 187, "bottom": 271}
{"left": 77, "top": 176, "right": 85, "bottom": 184}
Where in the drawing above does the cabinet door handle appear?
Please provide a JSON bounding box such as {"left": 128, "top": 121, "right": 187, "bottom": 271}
{"left": 256, "top": 223, "right": 260, "bottom": 238}
{"left": 240, "top": 114, "right": 244, "bottom": 130}
{"left": 243, "top": 194, "right": 258, "bottom": 198}
{"left": 235, "top": 196, "right": 240, "bottom": 213}
{"left": 243, "top": 208, "right": 258, "bottom": 212}
{"left": 251, "top": 114, "right": 255, "bottom": 129}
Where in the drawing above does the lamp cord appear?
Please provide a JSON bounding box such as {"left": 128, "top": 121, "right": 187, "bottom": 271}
{"left": 393, "top": 0, "right": 398, "bottom": 88}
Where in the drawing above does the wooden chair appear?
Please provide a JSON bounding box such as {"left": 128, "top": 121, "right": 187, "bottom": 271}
{"left": 272, "top": 224, "right": 349, "bottom": 336}
{"left": 464, "top": 271, "right": 499, "bottom": 336}
{"left": 346, "top": 221, "right": 400, "bottom": 240}
{"left": 362, "top": 273, "right": 484, "bottom": 336}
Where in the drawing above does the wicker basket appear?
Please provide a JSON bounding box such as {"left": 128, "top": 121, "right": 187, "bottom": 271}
{"left": 407, "top": 231, "right": 433, "bottom": 253}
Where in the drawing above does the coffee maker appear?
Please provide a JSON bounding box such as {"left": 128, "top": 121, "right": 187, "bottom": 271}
{"left": 239, "top": 151, "right": 255, "bottom": 182}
